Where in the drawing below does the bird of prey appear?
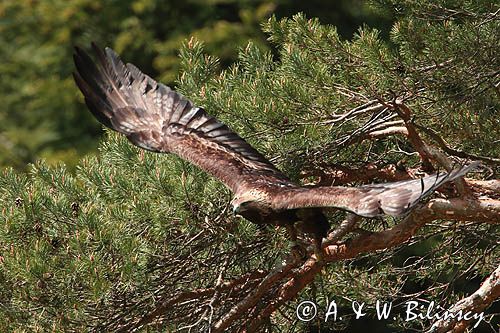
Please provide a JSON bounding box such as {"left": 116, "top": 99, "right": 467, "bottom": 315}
{"left": 73, "top": 44, "right": 476, "bottom": 258}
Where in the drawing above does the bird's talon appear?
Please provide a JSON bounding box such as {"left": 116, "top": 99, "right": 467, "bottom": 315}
{"left": 314, "top": 249, "right": 324, "bottom": 262}
{"left": 290, "top": 243, "right": 307, "bottom": 261}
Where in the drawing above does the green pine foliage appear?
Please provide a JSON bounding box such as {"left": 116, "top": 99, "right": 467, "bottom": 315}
{"left": 0, "top": 0, "right": 498, "bottom": 331}
{"left": 0, "top": 133, "right": 283, "bottom": 331}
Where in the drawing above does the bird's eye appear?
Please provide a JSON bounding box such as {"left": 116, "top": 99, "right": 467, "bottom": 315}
{"left": 236, "top": 201, "right": 252, "bottom": 213}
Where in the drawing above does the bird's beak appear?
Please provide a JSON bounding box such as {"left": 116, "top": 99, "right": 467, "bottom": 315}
{"left": 232, "top": 205, "right": 241, "bottom": 217}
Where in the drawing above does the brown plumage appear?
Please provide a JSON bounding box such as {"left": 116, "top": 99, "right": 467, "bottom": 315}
{"left": 73, "top": 44, "right": 477, "bottom": 255}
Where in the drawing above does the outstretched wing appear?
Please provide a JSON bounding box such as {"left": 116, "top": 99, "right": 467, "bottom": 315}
{"left": 73, "top": 43, "right": 292, "bottom": 193}
{"left": 269, "top": 163, "right": 478, "bottom": 217}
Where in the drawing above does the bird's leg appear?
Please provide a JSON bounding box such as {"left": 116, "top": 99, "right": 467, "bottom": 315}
{"left": 312, "top": 236, "right": 324, "bottom": 262}
{"left": 286, "top": 224, "right": 307, "bottom": 260}
{"left": 294, "top": 209, "right": 329, "bottom": 262}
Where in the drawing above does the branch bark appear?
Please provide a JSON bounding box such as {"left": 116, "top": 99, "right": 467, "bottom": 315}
{"left": 244, "top": 194, "right": 500, "bottom": 331}
{"left": 390, "top": 101, "right": 435, "bottom": 171}
{"left": 428, "top": 264, "right": 500, "bottom": 333}
{"left": 245, "top": 211, "right": 429, "bottom": 331}
{"left": 416, "top": 197, "right": 500, "bottom": 224}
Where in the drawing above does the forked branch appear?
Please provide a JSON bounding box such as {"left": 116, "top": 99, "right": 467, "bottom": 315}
{"left": 242, "top": 194, "right": 499, "bottom": 331}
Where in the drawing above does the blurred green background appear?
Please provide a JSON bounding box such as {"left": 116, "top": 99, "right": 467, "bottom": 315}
{"left": 0, "top": 0, "right": 392, "bottom": 170}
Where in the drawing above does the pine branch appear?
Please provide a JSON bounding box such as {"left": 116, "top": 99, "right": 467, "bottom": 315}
{"left": 240, "top": 193, "right": 499, "bottom": 331}
{"left": 428, "top": 264, "right": 500, "bottom": 333}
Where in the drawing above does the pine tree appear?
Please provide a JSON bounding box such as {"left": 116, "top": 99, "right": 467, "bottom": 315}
{"left": 0, "top": 0, "right": 498, "bottom": 332}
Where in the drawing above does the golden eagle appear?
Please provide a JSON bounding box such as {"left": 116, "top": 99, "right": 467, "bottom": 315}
{"left": 73, "top": 44, "right": 476, "bottom": 258}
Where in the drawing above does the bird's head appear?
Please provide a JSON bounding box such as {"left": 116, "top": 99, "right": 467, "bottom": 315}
{"left": 231, "top": 190, "right": 268, "bottom": 216}
{"left": 232, "top": 202, "right": 246, "bottom": 216}
{"left": 231, "top": 197, "right": 252, "bottom": 216}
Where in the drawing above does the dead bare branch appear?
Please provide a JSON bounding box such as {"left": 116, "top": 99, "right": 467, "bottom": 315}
{"left": 212, "top": 258, "right": 300, "bottom": 332}
{"left": 119, "top": 270, "right": 267, "bottom": 332}
{"left": 321, "top": 100, "right": 384, "bottom": 124}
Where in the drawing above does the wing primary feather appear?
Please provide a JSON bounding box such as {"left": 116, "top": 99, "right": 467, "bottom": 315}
{"left": 74, "top": 43, "right": 289, "bottom": 192}
{"left": 72, "top": 71, "right": 114, "bottom": 129}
